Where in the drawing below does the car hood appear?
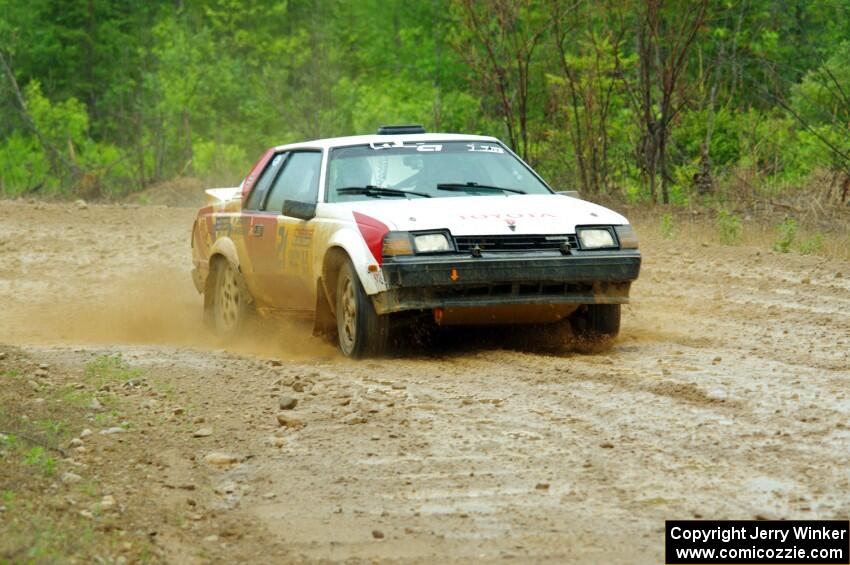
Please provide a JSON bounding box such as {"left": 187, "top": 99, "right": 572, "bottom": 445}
{"left": 335, "top": 194, "right": 629, "bottom": 235}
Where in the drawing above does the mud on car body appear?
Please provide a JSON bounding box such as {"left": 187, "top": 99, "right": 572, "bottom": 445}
{"left": 190, "top": 125, "right": 641, "bottom": 357}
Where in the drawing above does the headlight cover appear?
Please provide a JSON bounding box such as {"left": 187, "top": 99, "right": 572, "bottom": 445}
{"left": 577, "top": 227, "right": 618, "bottom": 249}
{"left": 382, "top": 232, "right": 415, "bottom": 256}
{"left": 614, "top": 224, "right": 639, "bottom": 249}
{"left": 413, "top": 233, "right": 452, "bottom": 253}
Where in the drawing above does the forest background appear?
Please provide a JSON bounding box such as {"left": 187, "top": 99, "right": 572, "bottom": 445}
{"left": 2, "top": 0, "right": 849, "bottom": 248}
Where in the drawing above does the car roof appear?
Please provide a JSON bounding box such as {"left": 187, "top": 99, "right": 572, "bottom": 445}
{"left": 272, "top": 132, "right": 501, "bottom": 151}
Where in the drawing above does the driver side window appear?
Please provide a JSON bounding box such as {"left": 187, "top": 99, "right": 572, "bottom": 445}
{"left": 245, "top": 153, "right": 287, "bottom": 210}
{"left": 263, "top": 151, "right": 322, "bottom": 213}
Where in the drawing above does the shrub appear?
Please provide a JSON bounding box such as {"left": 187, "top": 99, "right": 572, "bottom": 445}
{"left": 192, "top": 140, "right": 248, "bottom": 186}
{"left": 799, "top": 233, "right": 824, "bottom": 255}
{"left": 716, "top": 209, "right": 742, "bottom": 245}
{"left": 774, "top": 217, "right": 798, "bottom": 253}
{"left": 660, "top": 213, "right": 674, "bottom": 239}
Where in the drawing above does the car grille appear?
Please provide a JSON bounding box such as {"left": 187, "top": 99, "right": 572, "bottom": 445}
{"left": 453, "top": 234, "right": 578, "bottom": 253}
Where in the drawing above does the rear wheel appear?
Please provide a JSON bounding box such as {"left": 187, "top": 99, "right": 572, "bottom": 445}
{"left": 212, "top": 259, "right": 251, "bottom": 339}
{"left": 569, "top": 304, "right": 621, "bottom": 340}
{"left": 335, "top": 260, "right": 390, "bottom": 358}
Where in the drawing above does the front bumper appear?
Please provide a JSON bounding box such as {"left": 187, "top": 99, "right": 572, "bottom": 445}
{"left": 372, "top": 250, "right": 641, "bottom": 314}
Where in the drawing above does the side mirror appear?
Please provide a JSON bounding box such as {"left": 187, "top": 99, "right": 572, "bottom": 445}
{"left": 283, "top": 200, "right": 317, "bottom": 221}
{"left": 556, "top": 190, "right": 582, "bottom": 199}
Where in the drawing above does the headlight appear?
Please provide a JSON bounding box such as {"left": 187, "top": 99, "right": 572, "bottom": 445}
{"left": 577, "top": 227, "right": 617, "bottom": 249}
{"left": 382, "top": 231, "right": 454, "bottom": 257}
{"left": 414, "top": 233, "right": 452, "bottom": 253}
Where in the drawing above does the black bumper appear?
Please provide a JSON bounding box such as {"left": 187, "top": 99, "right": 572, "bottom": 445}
{"left": 373, "top": 251, "right": 641, "bottom": 314}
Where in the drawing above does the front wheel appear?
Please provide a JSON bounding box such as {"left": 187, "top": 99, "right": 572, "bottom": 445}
{"left": 335, "top": 261, "right": 390, "bottom": 358}
{"left": 569, "top": 304, "right": 621, "bottom": 340}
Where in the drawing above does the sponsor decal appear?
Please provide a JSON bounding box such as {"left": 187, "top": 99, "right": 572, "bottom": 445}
{"left": 214, "top": 216, "right": 243, "bottom": 237}
{"left": 370, "top": 140, "right": 404, "bottom": 150}
{"left": 293, "top": 228, "right": 313, "bottom": 246}
{"left": 369, "top": 270, "right": 385, "bottom": 286}
{"left": 458, "top": 212, "right": 556, "bottom": 221}
{"left": 466, "top": 143, "right": 504, "bottom": 153}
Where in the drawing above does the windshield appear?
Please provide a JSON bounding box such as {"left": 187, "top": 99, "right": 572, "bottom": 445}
{"left": 326, "top": 141, "right": 551, "bottom": 202}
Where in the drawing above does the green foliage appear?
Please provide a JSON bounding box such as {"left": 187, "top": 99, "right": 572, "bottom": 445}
{"left": 26, "top": 81, "right": 89, "bottom": 148}
{"left": 773, "top": 218, "right": 824, "bottom": 255}
{"left": 791, "top": 42, "right": 850, "bottom": 169}
{"left": 84, "top": 354, "right": 141, "bottom": 387}
{"left": 22, "top": 446, "right": 57, "bottom": 476}
{"left": 193, "top": 140, "right": 248, "bottom": 184}
{"left": 1, "top": 0, "right": 850, "bottom": 199}
{"left": 0, "top": 132, "right": 48, "bottom": 196}
{"left": 674, "top": 106, "right": 741, "bottom": 170}
{"left": 716, "top": 210, "right": 742, "bottom": 245}
{"left": 0, "top": 432, "right": 19, "bottom": 450}
{"left": 0, "top": 81, "right": 133, "bottom": 196}
{"left": 799, "top": 234, "right": 825, "bottom": 255}
{"left": 660, "top": 213, "right": 674, "bottom": 239}
{"left": 60, "top": 387, "right": 94, "bottom": 408}
{"left": 546, "top": 31, "right": 635, "bottom": 193}
{"left": 37, "top": 419, "right": 67, "bottom": 438}
{"left": 774, "top": 218, "right": 798, "bottom": 253}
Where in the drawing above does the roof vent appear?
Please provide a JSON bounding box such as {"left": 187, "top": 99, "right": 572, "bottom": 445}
{"left": 377, "top": 124, "right": 426, "bottom": 135}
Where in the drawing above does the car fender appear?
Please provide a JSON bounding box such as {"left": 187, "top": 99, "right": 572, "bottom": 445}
{"left": 322, "top": 226, "right": 387, "bottom": 296}
{"left": 209, "top": 236, "right": 241, "bottom": 271}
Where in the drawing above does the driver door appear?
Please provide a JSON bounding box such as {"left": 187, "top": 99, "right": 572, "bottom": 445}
{"left": 252, "top": 150, "right": 323, "bottom": 311}
{"left": 241, "top": 152, "right": 287, "bottom": 306}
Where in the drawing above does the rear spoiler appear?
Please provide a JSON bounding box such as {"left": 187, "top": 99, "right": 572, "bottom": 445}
{"left": 204, "top": 186, "right": 241, "bottom": 204}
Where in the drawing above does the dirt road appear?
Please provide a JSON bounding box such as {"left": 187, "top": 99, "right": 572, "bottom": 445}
{"left": 1, "top": 199, "right": 849, "bottom": 563}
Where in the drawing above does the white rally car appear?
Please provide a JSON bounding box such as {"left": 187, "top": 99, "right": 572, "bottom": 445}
{"left": 191, "top": 125, "right": 641, "bottom": 357}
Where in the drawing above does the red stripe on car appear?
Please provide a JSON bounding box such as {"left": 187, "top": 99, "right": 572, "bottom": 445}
{"left": 353, "top": 211, "right": 390, "bottom": 265}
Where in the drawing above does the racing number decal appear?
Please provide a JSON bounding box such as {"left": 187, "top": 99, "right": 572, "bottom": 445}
{"left": 275, "top": 225, "right": 288, "bottom": 263}
{"left": 273, "top": 224, "right": 314, "bottom": 271}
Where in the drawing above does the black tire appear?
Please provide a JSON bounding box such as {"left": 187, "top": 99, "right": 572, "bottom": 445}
{"left": 211, "top": 259, "right": 252, "bottom": 339}
{"left": 569, "top": 304, "right": 621, "bottom": 340}
{"left": 335, "top": 260, "right": 390, "bottom": 358}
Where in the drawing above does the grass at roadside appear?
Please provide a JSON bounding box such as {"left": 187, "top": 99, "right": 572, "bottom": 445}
{"left": 0, "top": 349, "right": 154, "bottom": 563}
{"left": 630, "top": 206, "right": 850, "bottom": 262}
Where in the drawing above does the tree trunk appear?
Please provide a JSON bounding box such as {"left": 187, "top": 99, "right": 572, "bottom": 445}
{"left": 659, "top": 127, "right": 669, "bottom": 204}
